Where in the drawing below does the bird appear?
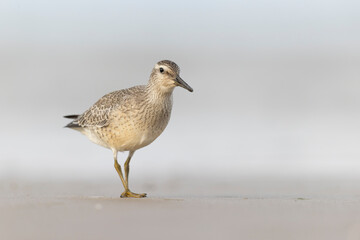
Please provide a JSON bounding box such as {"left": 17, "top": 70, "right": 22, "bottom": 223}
{"left": 64, "top": 60, "right": 193, "bottom": 198}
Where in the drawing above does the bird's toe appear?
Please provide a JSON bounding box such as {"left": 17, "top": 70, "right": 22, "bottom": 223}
{"left": 120, "top": 191, "right": 147, "bottom": 198}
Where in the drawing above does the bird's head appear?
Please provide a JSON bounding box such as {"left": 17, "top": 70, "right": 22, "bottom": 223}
{"left": 149, "top": 60, "right": 193, "bottom": 93}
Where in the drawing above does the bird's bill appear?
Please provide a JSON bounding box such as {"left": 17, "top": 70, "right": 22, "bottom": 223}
{"left": 175, "top": 76, "right": 193, "bottom": 92}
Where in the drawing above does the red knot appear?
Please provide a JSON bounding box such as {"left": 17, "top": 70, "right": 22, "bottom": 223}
{"left": 64, "top": 60, "right": 193, "bottom": 198}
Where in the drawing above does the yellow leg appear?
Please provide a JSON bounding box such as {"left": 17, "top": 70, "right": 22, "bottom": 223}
{"left": 122, "top": 151, "right": 147, "bottom": 198}
{"left": 113, "top": 150, "right": 127, "bottom": 190}
{"left": 124, "top": 151, "right": 134, "bottom": 189}
{"left": 113, "top": 150, "right": 146, "bottom": 198}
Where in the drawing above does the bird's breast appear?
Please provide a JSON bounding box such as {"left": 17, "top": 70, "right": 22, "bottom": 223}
{"left": 106, "top": 97, "right": 173, "bottom": 151}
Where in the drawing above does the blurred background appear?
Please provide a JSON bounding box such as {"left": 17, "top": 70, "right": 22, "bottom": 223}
{"left": 0, "top": 0, "right": 359, "bottom": 188}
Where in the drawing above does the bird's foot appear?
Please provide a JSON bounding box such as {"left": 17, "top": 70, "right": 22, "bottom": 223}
{"left": 120, "top": 190, "right": 147, "bottom": 198}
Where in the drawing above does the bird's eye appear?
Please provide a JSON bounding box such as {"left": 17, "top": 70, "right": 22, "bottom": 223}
{"left": 159, "top": 67, "right": 164, "bottom": 73}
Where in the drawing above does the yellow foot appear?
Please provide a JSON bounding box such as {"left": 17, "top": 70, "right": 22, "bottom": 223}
{"left": 120, "top": 191, "right": 147, "bottom": 198}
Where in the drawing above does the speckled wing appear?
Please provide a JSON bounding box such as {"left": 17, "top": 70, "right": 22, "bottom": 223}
{"left": 77, "top": 104, "right": 113, "bottom": 128}
{"left": 68, "top": 86, "right": 145, "bottom": 128}
{"left": 78, "top": 90, "right": 130, "bottom": 128}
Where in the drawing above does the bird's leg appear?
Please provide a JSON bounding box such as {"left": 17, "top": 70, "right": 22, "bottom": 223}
{"left": 121, "top": 151, "right": 147, "bottom": 198}
{"left": 124, "top": 151, "right": 134, "bottom": 188}
{"left": 113, "top": 150, "right": 127, "bottom": 191}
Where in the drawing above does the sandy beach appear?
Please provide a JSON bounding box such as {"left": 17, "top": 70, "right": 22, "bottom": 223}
{"left": 1, "top": 177, "right": 360, "bottom": 240}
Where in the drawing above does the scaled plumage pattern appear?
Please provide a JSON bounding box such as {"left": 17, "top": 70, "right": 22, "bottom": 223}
{"left": 65, "top": 60, "right": 193, "bottom": 198}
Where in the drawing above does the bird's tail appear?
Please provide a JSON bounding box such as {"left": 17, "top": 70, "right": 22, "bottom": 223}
{"left": 63, "top": 114, "right": 81, "bottom": 128}
{"left": 63, "top": 114, "right": 80, "bottom": 119}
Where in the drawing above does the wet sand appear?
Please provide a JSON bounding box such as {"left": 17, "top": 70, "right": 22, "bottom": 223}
{"left": 1, "top": 177, "right": 360, "bottom": 240}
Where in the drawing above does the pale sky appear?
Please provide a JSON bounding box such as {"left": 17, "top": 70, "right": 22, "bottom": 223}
{"left": 1, "top": 0, "right": 359, "bottom": 50}
{"left": 0, "top": 0, "right": 359, "bottom": 180}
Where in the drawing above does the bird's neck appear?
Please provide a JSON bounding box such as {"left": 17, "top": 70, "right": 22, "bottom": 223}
{"left": 146, "top": 80, "right": 174, "bottom": 104}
